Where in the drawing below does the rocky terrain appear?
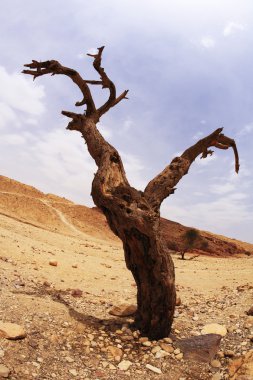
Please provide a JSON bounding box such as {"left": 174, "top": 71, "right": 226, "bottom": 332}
{"left": 0, "top": 175, "right": 252, "bottom": 380}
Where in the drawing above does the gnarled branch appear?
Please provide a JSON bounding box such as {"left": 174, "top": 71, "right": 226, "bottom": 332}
{"left": 23, "top": 47, "right": 128, "bottom": 121}
{"left": 144, "top": 128, "right": 240, "bottom": 210}
{"left": 87, "top": 46, "right": 129, "bottom": 116}
{"left": 22, "top": 60, "right": 96, "bottom": 116}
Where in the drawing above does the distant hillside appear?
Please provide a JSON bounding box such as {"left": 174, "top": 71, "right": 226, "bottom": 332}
{"left": 0, "top": 175, "right": 252, "bottom": 257}
{"left": 160, "top": 218, "right": 253, "bottom": 257}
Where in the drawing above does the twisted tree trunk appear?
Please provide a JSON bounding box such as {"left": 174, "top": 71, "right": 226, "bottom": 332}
{"left": 23, "top": 47, "right": 239, "bottom": 340}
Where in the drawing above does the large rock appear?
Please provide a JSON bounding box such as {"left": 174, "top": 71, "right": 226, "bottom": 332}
{"left": 0, "top": 322, "right": 26, "bottom": 340}
{"left": 177, "top": 334, "right": 222, "bottom": 362}
{"left": 229, "top": 350, "right": 253, "bottom": 380}
{"left": 201, "top": 323, "right": 227, "bottom": 336}
{"left": 109, "top": 304, "right": 137, "bottom": 317}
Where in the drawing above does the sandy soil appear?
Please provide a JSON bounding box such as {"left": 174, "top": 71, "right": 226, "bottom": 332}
{"left": 0, "top": 176, "right": 252, "bottom": 380}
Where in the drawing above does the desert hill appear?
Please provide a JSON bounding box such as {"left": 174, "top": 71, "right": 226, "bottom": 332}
{"left": 0, "top": 175, "right": 252, "bottom": 258}
{"left": 0, "top": 175, "right": 253, "bottom": 380}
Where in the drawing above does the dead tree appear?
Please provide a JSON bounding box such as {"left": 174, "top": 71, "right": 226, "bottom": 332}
{"left": 23, "top": 47, "right": 239, "bottom": 340}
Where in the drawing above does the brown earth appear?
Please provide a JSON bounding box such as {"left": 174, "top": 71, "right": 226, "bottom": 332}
{"left": 0, "top": 175, "right": 252, "bottom": 380}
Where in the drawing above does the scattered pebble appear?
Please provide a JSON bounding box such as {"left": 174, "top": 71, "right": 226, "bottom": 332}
{"left": 118, "top": 360, "right": 132, "bottom": 371}
{"left": 146, "top": 364, "right": 162, "bottom": 374}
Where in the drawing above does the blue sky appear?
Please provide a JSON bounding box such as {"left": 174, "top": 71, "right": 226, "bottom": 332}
{"left": 0, "top": 0, "right": 252, "bottom": 242}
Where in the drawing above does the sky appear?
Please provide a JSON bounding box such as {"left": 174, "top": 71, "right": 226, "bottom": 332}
{"left": 0, "top": 0, "right": 252, "bottom": 242}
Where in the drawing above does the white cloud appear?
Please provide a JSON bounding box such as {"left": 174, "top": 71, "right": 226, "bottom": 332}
{"left": 97, "top": 122, "right": 113, "bottom": 139}
{"left": 1, "top": 133, "right": 27, "bottom": 145}
{"left": 223, "top": 21, "right": 245, "bottom": 37}
{"left": 0, "top": 102, "right": 18, "bottom": 130}
{"left": 121, "top": 152, "right": 146, "bottom": 190}
{"left": 237, "top": 122, "right": 253, "bottom": 136}
{"left": 163, "top": 191, "right": 252, "bottom": 238}
{"left": 200, "top": 36, "right": 216, "bottom": 48}
{"left": 0, "top": 65, "right": 45, "bottom": 134}
{"left": 195, "top": 154, "right": 217, "bottom": 166}
{"left": 210, "top": 182, "right": 235, "bottom": 195}
{"left": 0, "top": 66, "right": 45, "bottom": 116}
{"left": 0, "top": 126, "right": 97, "bottom": 205}
{"left": 193, "top": 131, "right": 204, "bottom": 140}
{"left": 77, "top": 48, "right": 98, "bottom": 60}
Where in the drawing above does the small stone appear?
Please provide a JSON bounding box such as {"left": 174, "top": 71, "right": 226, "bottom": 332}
{"left": 229, "top": 351, "right": 253, "bottom": 379}
{"left": 211, "top": 373, "right": 222, "bottom": 380}
{"left": 151, "top": 346, "right": 161, "bottom": 354}
{"left": 139, "top": 337, "right": 149, "bottom": 343}
{"left": 142, "top": 341, "right": 152, "bottom": 347}
{"left": 224, "top": 350, "right": 235, "bottom": 357}
{"left": 210, "top": 359, "right": 221, "bottom": 368}
{"left": 0, "top": 364, "right": 10, "bottom": 378}
{"left": 121, "top": 335, "right": 133, "bottom": 341}
{"left": 163, "top": 337, "right": 173, "bottom": 344}
{"left": 229, "top": 357, "right": 243, "bottom": 377}
{"left": 72, "top": 263, "right": 78, "bottom": 268}
{"left": 49, "top": 260, "right": 58, "bottom": 267}
{"left": 66, "top": 356, "right": 74, "bottom": 363}
{"left": 155, "top": 350, "right": 169, "bottom": 358}
{"left": 107, "top": 346, "right": 123, "bottom": 361}
{"left": 176, "top": 353, "right": 184, "bottom": 360}
{"left": 174, "top": 348, "right": 181, "bottom": 355}
{"left": 109, "top": 304, "right": 137, "bottom": 317}
{"left": 118, "top": 360, "right": 132, "bottom": 371}
{"left": 71, "top": 289, "right": 83, "bottom": 297}
{"left": 247, "top": 306, "right": 253, "bottom": 316}
{"left": 201, "top": 323, "right": 227, "bottom": 337}
{"left": 176, "top": 297, "right": 182, "bottom": 306}
{"left": 0, "top": 321, "right": 26, "bottom": 340}
{"left": 146, "top": 364, "right": 162, "bottom": 374}
{"left": 160, "top": 343, "right": 174, "bottom": 353}
{"left": 69, "top": 369, "right": 78, "bottom": 376}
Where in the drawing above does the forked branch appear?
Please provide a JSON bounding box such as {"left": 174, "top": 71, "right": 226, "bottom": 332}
{"left": 87, "top": 46, "right": 129, "bottom": 116}
{"left": 144, "top": 128, "right": 240, "bottom": 210}
{"left": 22, "top": 60, "right": 96, "bottom": 116}
{"left": 22, "top": 47, "right": 128, "bottom": 121}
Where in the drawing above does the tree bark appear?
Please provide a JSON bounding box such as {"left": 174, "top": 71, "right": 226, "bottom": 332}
{"left": 80, "top": 117, "right": 176, "bottom": 339}
{"left": 23, "top": 47, "right": 239, "bottom": 340}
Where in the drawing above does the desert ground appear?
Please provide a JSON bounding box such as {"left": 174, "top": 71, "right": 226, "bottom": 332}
{"left": 0, "top": 176, "right": 252, "bottom": 380}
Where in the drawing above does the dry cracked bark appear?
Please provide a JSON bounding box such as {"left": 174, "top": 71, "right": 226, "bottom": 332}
{"left": 23, "top": 47, "right": 239, "bottom": 339}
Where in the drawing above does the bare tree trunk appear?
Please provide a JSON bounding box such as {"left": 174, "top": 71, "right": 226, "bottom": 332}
{"left": 123, "top": 231, "right": 176, "bottom": 339}
{"left": 84, "top": 118, "right": 176, "bottom": 339}
{"left": 23, "top": 47, "right": 239, "bottom": 340}
{"left": 92, "top": 182, "right": 176, "bottom": 339}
